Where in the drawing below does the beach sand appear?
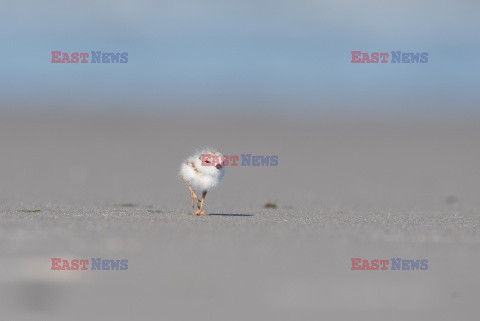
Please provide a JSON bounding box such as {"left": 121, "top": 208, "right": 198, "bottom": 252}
{"left": 1, "top": 113, "right": 479, "bottom": 320}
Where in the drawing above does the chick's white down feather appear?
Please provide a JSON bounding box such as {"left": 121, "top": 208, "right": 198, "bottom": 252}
{"left": 180, "top": 150, "right": 225, "bottom": 192}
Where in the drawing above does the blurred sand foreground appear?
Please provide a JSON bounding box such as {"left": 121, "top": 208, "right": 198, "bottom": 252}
{"left": 0, "top": 113, "right": 479, "bottom": 321}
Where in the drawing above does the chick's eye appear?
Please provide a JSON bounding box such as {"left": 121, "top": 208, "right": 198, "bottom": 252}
{"left": 205, "top": 161, "right": 210, "bottom": 163}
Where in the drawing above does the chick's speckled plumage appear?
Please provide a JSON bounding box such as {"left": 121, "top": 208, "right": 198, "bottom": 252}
{"left": 180, "top": 150, "right": 225, "bottom": 191}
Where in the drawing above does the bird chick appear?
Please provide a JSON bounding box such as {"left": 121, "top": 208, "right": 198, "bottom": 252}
{"left": 180, "top": 149, "right": 225, "bottom": 216}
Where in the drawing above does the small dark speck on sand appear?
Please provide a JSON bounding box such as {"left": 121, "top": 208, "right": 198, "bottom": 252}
{"left": 264, "top": 202, "right": 277, "bottom": 209}
{"left": 115, "top": 203, "right": 138, "bottom": 207}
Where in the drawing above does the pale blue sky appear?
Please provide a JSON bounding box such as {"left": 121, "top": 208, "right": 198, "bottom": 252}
{"left": 1, "top": 0, "right": 479, "bottom": 115}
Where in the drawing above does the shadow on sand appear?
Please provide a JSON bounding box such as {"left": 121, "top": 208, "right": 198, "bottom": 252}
{"left": 209, "top": 213, "right": 253, "bottom": 217}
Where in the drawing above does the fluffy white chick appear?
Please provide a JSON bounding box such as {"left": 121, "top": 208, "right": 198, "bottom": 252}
{"left": 180, "top": 149, "right": 225, "bottom": 216}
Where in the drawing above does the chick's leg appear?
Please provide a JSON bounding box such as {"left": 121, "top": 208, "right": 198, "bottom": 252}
{"left": 189, "top": 190, "right": 209, "bottom": 216}
{"left": 183, "top": 178, "right": 200, "bottom": 208}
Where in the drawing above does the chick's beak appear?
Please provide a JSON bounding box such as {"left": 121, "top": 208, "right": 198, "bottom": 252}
{"left": 215, "top": 164, "right": 222, "bottom": 170}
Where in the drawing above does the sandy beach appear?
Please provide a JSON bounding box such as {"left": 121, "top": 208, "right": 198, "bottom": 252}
{"left": 1, "top": 113, "right": 479, "bottom": 320}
